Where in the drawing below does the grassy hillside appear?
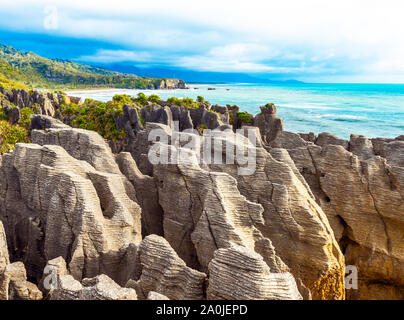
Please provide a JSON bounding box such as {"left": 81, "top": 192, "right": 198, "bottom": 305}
{"left": 0, "top": 44, "right": 183, "bottom": 89}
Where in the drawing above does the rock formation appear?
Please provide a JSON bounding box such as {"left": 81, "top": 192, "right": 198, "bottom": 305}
{"left": 134, "top": 235, "right": 206, "bottom": 300}
{"left": 1, "top": 86, "right": 403, "bottom": 300}
{"left": 158, "top": 79, "right": 188, "bottom": 90}
{"left": 0, "top": 142, "right": 141, "bottom": 286}
{"left": 1, "top": 222, "right": 42, "bottom": 300}
{"left": 45, "top": 257, "right": 137, "bottom": 300}
{"left": 253, "top": 104, "right": 284, "bottom": 143}
{"left": 273, "top": 131, "right": 404, "bottom": 299}
{"left": 0, "top": 87, "right": 79, "bottom": 121}
{"left": 207, "top": 244, "right": 302, "bottom": 300}
{"left": 152, "top": 128, "right": 344, "bottom": 299}
{"left": 116, "top": 152, "right": 164, "bottom": 237}
{"left": 0, "top": 221, "right": 10, "bottom": 299}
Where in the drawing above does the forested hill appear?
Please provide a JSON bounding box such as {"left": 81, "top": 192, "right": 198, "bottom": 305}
{"left": 0, "top": 44, "right": 187, "bottom": 90}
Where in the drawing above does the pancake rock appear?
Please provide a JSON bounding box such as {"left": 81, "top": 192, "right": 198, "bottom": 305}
{"left": 274, "top": 131, "right": 404, "bottom": 299}
{"left": 116, "top": 152, "right": 164, "bottom": 237}
{"left": 47, "top": 257, "right": 137, "bottom": 300}
{"left": 205, "top": 128, "right": 345, "bottom": 300}
{"left": 0, "top": 87, "right": 82, "bottom": 123}
{"left": 1, "top": 227, "right": 42, "bottom": 300}
{"left": 151, "top": 128, "right": 343, "bottom": 299}
{"left": 31, "top": 125, "right": 161, "bottom": 240}
{"left": 135, "top": 235, "right": 206, "bottom": 300}
{"left": 0, "top": 142, "right": 141, "bottom": 285}
{"left": 253, "top": 104, "right": 284, "bottom": 144}
{"left": 158, "top": 79, "right": 188, "bottom": 90}
{"left": 31, "top": 127, "right": 124, "bottom": 175}
{"left": 153, "top": 139, "right": 288, "bottom": 275}
{"left": 207, "top": 244, "right": 302, "bottom": 300}
{"left": 1, "top": 262, "right": 42, "bottom": 300}
{"left": 0, "top": 221, "right": 10, "bottom": 299}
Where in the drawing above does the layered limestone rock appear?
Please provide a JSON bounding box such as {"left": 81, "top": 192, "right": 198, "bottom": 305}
{"left": 140, "top": 104, "right": 173, "bottom": 128}
{"left": 205, "top": 128, "right": 344, "bottom": 300}
{"left": 188, "top": 105, "right": 223, "bottom": 130}
{"left": 30, "top": 114, "right": 72, "bottom": 130}
{"left": 116, "top": 152, "right": 164, "bottom": 237}
{"left": 45, "top": 257, "right": 137, "bottom": 300}
{"left": 2, "top": 262, "right": 43, "bottom": 300}
{"left": 114, "top": 104, "right": 145, "bottom": 138}
{"left": 1, "top": 227, "right": 42, "bottom": 300}
{"left": 158, "top": 79, "right": 188, "bottom": 90}
{"left": 31, "top": 127, "right": 123, "bottom": 175}
{"left": 0, "top": 87, "right": 79, "bottom": 121}
{"left": 253, "top": 104, "right": 284, "bottom": 144}
{"left": 151, "top": 128, "right": 344, "bottom": 299}
{"left": 207, "top": 244, "right": 302, "bottom": 300}
{"left": 0, "top": 221, "right": 10, "bottom": 299}
{"left": 0, "top": 142, "right": 141, "bottom": 286}
{"left": 315, "top": 132, "right": 348, "bottom": 149}
{"left": 0, "top": 221, "right": 8, "bottom": 271}
{"left": 167, "top": 104, "right": 194, "bottom": 131}
{"left": 153, "top": 142, "right": 287, "bottom": 275}
{"left": 51, "top": 270, "right": 137, "bottom": 300}
{"left": 134, "top": 235, "right": 206, "bottom": 300}
{"left": 273, "top": 131, "right": 404, "bottom": 299}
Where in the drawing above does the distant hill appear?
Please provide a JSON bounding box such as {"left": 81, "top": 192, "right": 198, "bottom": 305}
{"left": 0, "top": 44, "right": 186, "bottom": 90}
{"left": 100, "top": 64, "right": 304, "bottom": 85}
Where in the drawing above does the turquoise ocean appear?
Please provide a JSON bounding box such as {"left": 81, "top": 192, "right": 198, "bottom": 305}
{"left": 67, "top": 83, "right": 404, "bottom": 140}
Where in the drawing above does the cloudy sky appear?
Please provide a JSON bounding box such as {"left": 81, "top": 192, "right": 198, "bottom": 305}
{"left": 1, "top": 0, "right": 404, "bottom": 83}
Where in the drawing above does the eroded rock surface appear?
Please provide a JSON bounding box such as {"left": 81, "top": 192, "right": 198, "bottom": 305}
{"left": 274, "top": 131, "right": 404, "bottom": 299}
{"left": 253, "top": 104, "right": 284, "bottom": 143}
{"left": 1, "top": 228, "right": 42, "bottom": 300}
{"left": 152, "top": 128, "right": 344, "bottom": 300}
{"left": 134, "top": 235, "right": 206, "bottom": 300}
{"left": 116, "top": 152, "right": 164, "bottom": 237}
{"left": 207, "top": 244, "right": 302, "bottom": 300}
{"left": 49, "top": 259, "right": 137, "bottom": 301}
{"left": 0, "top": 142, "right": 141, "bottom": 285}
{"left": 0, "top": 221, "right": 10, "bottom": 299}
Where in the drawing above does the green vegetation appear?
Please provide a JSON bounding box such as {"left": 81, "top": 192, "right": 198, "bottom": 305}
{"left": 19, "top": 108, "right": 34, "bottom": 130}
{"left": 134, "top": 93, "right": 148, "bottom": 106}
{"left": 167, "top": 97, "right": 199, "bottom": 109}
{"left": 0, "top": 108, "right": 7, "bottom": 121}
{"left": 60, "top": 99, "right": 125, "bottom": 140}
{"left": 137, "top": 109, "right": 145, "bottom": 126}
{"left": 237, "top": 111, "right": 253, "bottom": 124}
{"left": 0, "top": 104, "right": 31, "bottom": 154}
{"left": 197, "top": 123, "right": 208, "bottom": 134}
{"left": 148, "top": 94, "right": 160, "bottom": 103}
{"left": 0, "top": 120, "right": 30, "bottom": 154}
{"left": 0, "top": 43, "right": 181, "bottom": 90}
{"left": 0, "top": 73, "right": 30, "bottom": 90}
{"left": 112, "top": 94, "right": 134, "bottom": 105}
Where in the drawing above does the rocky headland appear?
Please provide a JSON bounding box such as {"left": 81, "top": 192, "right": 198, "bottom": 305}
{"left": 0, "top": 86, "right": 403, "bottom": 300}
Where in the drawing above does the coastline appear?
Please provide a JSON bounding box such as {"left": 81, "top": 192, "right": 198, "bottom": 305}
{"left": 64, "top": 83, "right": 404, "bottom": 140}
{"left": 1, "top": 85, "right": 404, "bottom": 300}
